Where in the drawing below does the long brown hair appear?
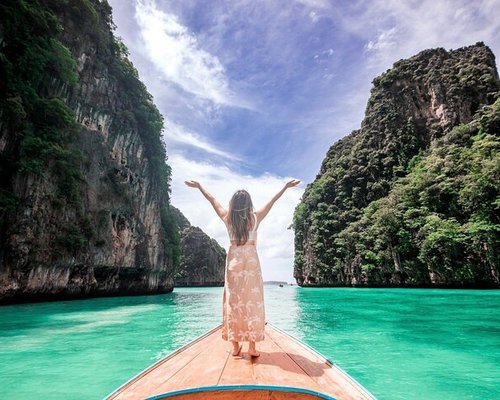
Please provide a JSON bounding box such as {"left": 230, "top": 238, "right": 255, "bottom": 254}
{"left": 227, "top": 190, "right": 255, "bottom": 245}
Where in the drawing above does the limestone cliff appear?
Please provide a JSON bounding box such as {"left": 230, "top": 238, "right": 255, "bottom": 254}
{"left": 0, "top": 0, "right": 180, "bottom": 302}
{"left": 171, "top": 207, "right": 226, "bottom": 287}
{"left": 176, "top": 226, "right": 226, "bottom": 287}
{"left": 294, "top": 43, "right": 500, "bottom": 287}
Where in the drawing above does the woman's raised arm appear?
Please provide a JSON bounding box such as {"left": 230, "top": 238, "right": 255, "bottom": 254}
{"left": 185, "top": 180, "right": 227, "bottom": 220}
{"left": 255, "top": 179, "right": 300, "bottom": 224}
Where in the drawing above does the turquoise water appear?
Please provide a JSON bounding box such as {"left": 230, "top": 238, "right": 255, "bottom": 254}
{"left": 0, "top": 287, "right": 499, "bottom": 399}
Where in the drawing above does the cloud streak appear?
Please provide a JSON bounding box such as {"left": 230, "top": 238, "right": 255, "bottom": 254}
{"left": 134, "top": 0, "right": 253, "bottom": 109}
{"left": 164, "top": 120, "right": 240, "bottom": 161}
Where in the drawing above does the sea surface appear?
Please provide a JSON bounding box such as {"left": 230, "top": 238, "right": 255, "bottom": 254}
{"left": 1, "top": 286, "right": 499, "bottom": 399}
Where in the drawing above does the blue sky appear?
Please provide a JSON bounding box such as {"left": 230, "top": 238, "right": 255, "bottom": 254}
{"left": 107, "top": 0, "right": 500, "bottom": 282}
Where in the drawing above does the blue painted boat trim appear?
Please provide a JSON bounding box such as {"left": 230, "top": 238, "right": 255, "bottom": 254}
{"left": 103, "top": 324, "right": 223, "bottom": 400}
{"left": 145, "top": 384, "right": 337, "bottom": 400}
{"left": 268, "top": 323, "right": 378, "bottom": 400}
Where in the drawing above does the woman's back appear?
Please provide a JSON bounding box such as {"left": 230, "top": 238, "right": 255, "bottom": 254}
{"left": 227, "top": 212, "right": 258, "bottom": 245}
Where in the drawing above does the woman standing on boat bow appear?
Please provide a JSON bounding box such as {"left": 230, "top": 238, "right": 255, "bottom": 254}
{"left": 185, "top": 179, "right": 300, "bottom": 357}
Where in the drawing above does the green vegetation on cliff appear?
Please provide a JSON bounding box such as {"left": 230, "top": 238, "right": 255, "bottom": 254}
{"left": 336, "top": 102, "right": 499, "bottom": 285}
{"left": 294, "top": 43, "right": 500, "bottom": 287}
{"left": 0, "top": 0, "right": 81, "bottom": 208}
{"left": 0, "top": 0, "right": 178, "bottom": 259}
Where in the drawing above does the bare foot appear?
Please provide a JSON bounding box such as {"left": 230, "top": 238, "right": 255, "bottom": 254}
{"left": 248, "top": 342, "right": 260, "bottom": 357}
{"left": 248, "top": 349, "right": 260, "bottom": 357}
{"left": 232, "top": 342, "right": 242, "bottom": 356}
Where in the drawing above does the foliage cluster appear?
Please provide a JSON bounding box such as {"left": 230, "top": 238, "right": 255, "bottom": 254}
{"left": 296, "top": 100, "right": 499, "bottom": 285}
{"left": 0, "top": 0, "right": 83, "bottom": 213}
{"left": 337, "top": 101, "right": 499, "bottom": 285}
{"left": 161, "top": 205, "right": 181, "bottom": 268}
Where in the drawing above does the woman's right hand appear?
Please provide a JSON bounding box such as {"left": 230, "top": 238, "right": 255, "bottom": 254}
{"left": 185, "top": 180, "right": 201, "bottom": 189}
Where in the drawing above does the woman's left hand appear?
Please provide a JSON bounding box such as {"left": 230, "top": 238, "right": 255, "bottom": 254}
{"left": 285, "top": 179, "right": 300, "bottom": 188}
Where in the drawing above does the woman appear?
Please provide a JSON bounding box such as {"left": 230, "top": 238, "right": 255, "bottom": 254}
{"left": 185, "top": 179, "right": 300, "bottom": 357}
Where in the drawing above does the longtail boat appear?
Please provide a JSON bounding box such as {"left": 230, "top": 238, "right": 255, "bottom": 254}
{"left": 105, "top": 323, "right": 377, "bottom": 400}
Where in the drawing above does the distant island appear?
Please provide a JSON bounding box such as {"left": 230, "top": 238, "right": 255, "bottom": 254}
{"left": 264, "top": 281, "right": 290, "bottom": 286}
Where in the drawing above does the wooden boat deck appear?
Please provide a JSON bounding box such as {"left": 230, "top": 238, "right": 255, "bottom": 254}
{"left": 106, "top": 324, "right": 376, "bottom": 400}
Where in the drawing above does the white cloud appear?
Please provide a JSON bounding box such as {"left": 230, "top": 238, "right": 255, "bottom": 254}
{"left": 296, "top": 0, "right": 330, "bottom": 9}
{"left": 164, "top": 120, "right": 240, "bottom": 161}
{"left": 309, "top": 11, "right": 319, "bottom": 22}
{"left": 169, "top": 153, "right": 303, "bottom": 283}
{"left": 348, "top": 0, "right": 500, "bottom": 73}
{"left": 365, "top": 27, "right": 398, "bottom": 52}
{"left": 134, "top": 0, "right": 253, "bottom": 109}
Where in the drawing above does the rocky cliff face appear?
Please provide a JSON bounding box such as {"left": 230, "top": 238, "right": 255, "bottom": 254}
{"left": 0, "top": 0, "right": 180, "bottom": 302}
{"left": 294, "top": 43, "right": 500, "bottom": 287}
{"left": 171, "top": 207, "right": 226, "bottom": 287}
{"left": 176, "top": 226, "right": 226, "bottom": 287}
